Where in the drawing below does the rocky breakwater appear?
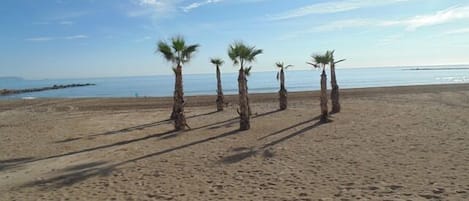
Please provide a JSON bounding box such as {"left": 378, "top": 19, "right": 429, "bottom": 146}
{"left": 1, "top": 83, "right": 96, "bottom": 96}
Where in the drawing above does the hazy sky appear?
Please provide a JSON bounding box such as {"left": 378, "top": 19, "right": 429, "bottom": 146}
{"left": 1, "top": 0, "right": 469, "bottom": 79}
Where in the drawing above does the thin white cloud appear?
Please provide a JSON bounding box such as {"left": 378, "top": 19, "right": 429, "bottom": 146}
{"left": 25, "top": 35, "right": 89, "bottom": 42}
{"left": 59, "top": 21, "right": 74, "bottom": 25}
{"left": 313, "top": 19, "right": 376, "bottom": 32}
{"left": 129, "top": 0, "right": 180, "bottom": 18}
{"left": 49, "top": 11, "right": 89, "bottom": 20}
{"left": 25, "top": 37, "right": 54, "bottom": 42}
{"left": 277, "top": 19, "right": 375, "bottom": 40}
{"left": 182, "top": 0, "right": 223, "bottom": 12}
{"left": 137, "top": 0, "right": 163, "bottom": 6}
{"left": 136, "top": 36, "right": 152, "bottom": 42}
{"left": 298, "top": 5, "right": 469, "bottom": 33}
{"left": 443, "top": 28, "right": 469, "bottom": 35}
{"left": 267, "top": 0, "right": 410, "bottom": 21}
{"left": 279, "top": 5, "right": 469, "bottom": 40}
{"left": 382, "top": 6, "right": 469, "bottom": 30}
{"left": 64, "top": 35, "right": 88, "bottom": 40}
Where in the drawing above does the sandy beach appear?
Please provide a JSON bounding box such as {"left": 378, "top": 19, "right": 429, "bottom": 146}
{"left": 1, "top": 84, "right": 468, "bottom": 200}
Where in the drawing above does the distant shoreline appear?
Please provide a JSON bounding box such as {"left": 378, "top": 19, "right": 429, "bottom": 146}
{"left": 0, "top": 83, "right": 96, "bottom": 96}
{"left": 404, "top": 67, "right": 469, "bottom": 71}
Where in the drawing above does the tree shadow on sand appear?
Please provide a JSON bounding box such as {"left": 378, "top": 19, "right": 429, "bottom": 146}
{"left": 13, "top": 109, "right": 284, "bottom": 189}
{"left": 219, "top": 117, "right": 329, "bottom": 164}
{"left": 5, "top": 110, "right": 243, "bottom": 172}
{"left": 20, "top": 129, "right": 242, "bottom": 189}
{"left": 2, "top": 130, "right": 178, "bottom": 172}
{"left": 261, "top": 120, "right": 327, "bottom": 149}
{"left": 257, "top": 115, "right": 321, "bottom": 140}
{"left": 21, "top": 161, "right": 114, "bottom": 189}
{"left": 158, "top": 109, "right": 283, "bottom": 140}
{"left": 0, "top": 157, "right": 35, "bottom": 171}
{"left": 53, "top": 110, "right": 220, "bottom": 144}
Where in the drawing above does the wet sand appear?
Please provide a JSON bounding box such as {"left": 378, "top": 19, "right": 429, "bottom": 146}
{"left": 1, "top": 84, "right": 468, "bottom": 200}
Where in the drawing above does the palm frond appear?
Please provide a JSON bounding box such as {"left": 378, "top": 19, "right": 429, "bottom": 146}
{"left": 228, "top": 41, "right": 262, "bottom": 70}
{"left": 276, "top": 61, "right": 293, "bottom": 70}
{"left": 210, "top": 58, "right": 224, "bottom": 66}
{"left": 306, "top": 61, "right": 319, "bottom": 68}
{"left": 228, "top": 43, "right": 240, "bottom": 65}
{"left": 310, "top": 53, "right": 330, "bottom": 68}
{"left": 244, "top": 66, "right": 252, "bottom": 76}
{"left": 182, "top": 44, "right": 200, "bottom": 62}
{"left": 275, "top": 62, "right": 283, "bottom": 68}
{"left": 157, "top": 41, "right": 174, "bottom": 62}
{"left": 246, "top": 48, "right": 263, "bottom": 62}
{"left": 171, "top": 35, "right": 186, "bottom": 52}
{"left": 335, "top": 59, "right": 346, "bottom": 64}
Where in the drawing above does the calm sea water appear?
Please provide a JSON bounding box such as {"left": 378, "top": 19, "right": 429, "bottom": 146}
{"left": 1, "top": 66, "right": 469, "bottom": 99}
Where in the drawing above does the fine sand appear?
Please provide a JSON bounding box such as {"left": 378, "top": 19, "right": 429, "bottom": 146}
{"left": 1, "top": 84, "right": 468, "bottom": 200}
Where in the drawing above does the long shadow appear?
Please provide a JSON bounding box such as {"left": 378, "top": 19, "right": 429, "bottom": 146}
{"left": 159, "top": 109, "right": 283, "bottom": 140}
{"left": 13, "top": 110, "right": 283, "bottom": 188}
{"left": 21, "top": 129, "right": 241, "bottom": 189}
{"left": 220, "top": 148, "right": 257, "bottom": 164}
{"left": 89, "top": 120, "right": 171, "bottom": 137}
{"left": 53, "top": 111, "right": 219, "bottom": 143}
{"left": 2, "top": 130, "right": 177, "bottom": 171}
{"left": 219, "top": 118, "right": 325, "bottom": 165}
{"left": 252, "top": 109, "right": 282, "bottom": 119}
{"left": 0, "top": 157, "right": 35, "bottom": 171}
{"left": 54, "top": 137, "right": 83, "bottom": 143}
{"left": 188, "top": 117, "right": 238, "bottom": 131}
{"left": 257, "top": 115, "right": 321, "bottom": 140}
{"left": 52, "top": 119, "right": 171, "bottom": 144}
{"left": 90, "top": 110, "right": 219, "bottom": 137}
{"left": 186, "top": 110, "right": 219, "bottom": 119}
{"left": 121, "top": 129, "right": 240, "bottom": 164}
{"left": 261, "top": 120, "right": 326, "bottom": 149}
{"left": 190, "top": 109, "right": 283, "bottom": 131}
{"left": 22, "top": 161, "right": 113, "bottom": 189}
{"left": 8, "top": 111, "right": 234, "bottom": 171}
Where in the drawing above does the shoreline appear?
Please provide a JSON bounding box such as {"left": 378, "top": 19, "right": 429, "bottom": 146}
{"left": 1, "top": 83, "right": 468, "bottom": 111}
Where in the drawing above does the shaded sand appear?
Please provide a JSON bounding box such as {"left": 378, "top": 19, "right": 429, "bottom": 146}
{"left": 1, "top": 84, "right": 468, "bottom": 200}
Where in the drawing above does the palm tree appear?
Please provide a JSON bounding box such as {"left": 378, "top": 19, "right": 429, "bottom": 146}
{"left": 276, "top": 62, "right": 293, "bottom": 110}
{"left": 308, "top": 52, "right": 330, "bottom": 123}
{"left": 328, "top": 50, "right": 346, "bottom": 114}
{"left": 211, "top": 58, "right": 225, "bottom": 111}
{"left": 228, "top": 41, "right": 263, "bottom": 130}
{"left": 157, "top": 36, "right": 199, "bottom": 130}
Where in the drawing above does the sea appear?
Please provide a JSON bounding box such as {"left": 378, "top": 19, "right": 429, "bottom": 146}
{"left": 1, "top": 66, "right": 469, "bottom": 99}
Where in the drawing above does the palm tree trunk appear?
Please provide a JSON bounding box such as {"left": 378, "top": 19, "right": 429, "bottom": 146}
{"left": 170, "top": 79, "right": 177, "bottom": 120}
{"left": 330, "top": 63, "right": 340, "bottom": 114}
{"left": 238, "top": 68, "right": 250, "bottom": 130}
{"left": 246, "top": 81, "right": 252, "bottom": 116}
{"left": 174, "top": 65, "right": 187, "bottom": 130}
{"left": 170, "top": 92, "right": 177, "bottom": 120}
{"left": 216, "top": 66, "right": 224, "bottom": 111}
{"left": 320, "top": 68, "right": 328, "bottom": 123}
{"left": 279, "top": 69, "right": 287, "bottom": 110}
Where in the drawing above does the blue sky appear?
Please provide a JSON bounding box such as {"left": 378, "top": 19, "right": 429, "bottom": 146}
{"left": 1, "top": 0, "right": 469, "bottom": 79}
